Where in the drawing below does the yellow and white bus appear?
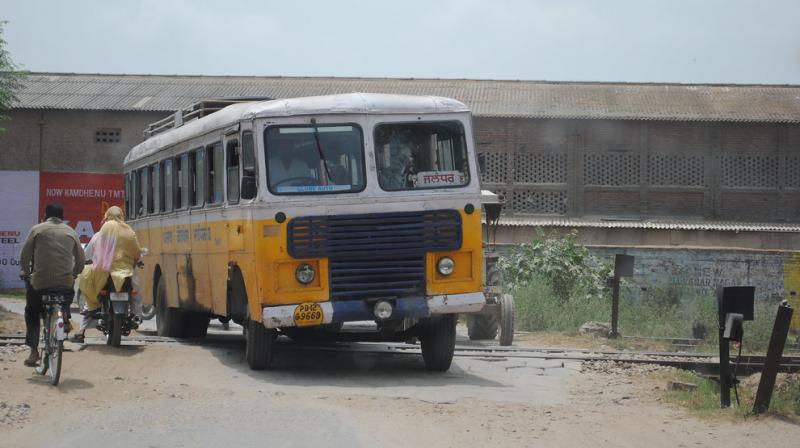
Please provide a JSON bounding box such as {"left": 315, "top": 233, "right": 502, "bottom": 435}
{"left": 123, "top": 93, "right": 485, "bottom": 370}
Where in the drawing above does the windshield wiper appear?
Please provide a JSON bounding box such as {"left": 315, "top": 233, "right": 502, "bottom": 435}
{"left": 311, "top": 119, "right": 333, "bottom": 183}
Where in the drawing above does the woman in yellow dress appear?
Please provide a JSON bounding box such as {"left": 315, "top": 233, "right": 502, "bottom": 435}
{"left": 72, "top": 206, "right": 141, "bottom": 342}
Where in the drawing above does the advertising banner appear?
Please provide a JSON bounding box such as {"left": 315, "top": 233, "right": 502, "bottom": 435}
{"left": 0, "top": 171, "right": 40, "bottom": 289}
{"left": 39, "top": 172, "right": 125, "bottom": 244}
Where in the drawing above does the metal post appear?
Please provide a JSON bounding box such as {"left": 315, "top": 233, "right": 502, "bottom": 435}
{"left": 610, "top": 254, "right": 634, "bottom": 339}
{"left": 717, "top": 286, "right": 731, "bottom": 407}
{"left": 610, "top": 277, "right": 620, "bottom": 338}
{"left": 753, "top": 301, "right": 794, "bottom": 414}
{"left": 719, "top": 324, "right": 731, "bottom": 407}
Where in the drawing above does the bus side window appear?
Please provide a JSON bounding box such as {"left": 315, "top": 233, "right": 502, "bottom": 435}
{"left": 152, "top": 163, "right": 164, "bottom": 213}
{"left": 226, "top": 140, "right": 240, "bottom": 204}
{"left": 141, "top": 168, "right": 149, "bottom": 216}
{"left": 187, "top": 152, "right": 196, "bottom": 206}
{"left": 174, "top": 157, "right": 182, "bottom": 209}
{"left": 146, "top": 165, "right": 155, "bottom": 214}
{"left": 163, "top": 159, "right": 173, "bottom": 211}
{"left": 176, "top": 153, "right": 189, "bottom": 209}
{"left": 130, "top": 172, "right": 136, "bottom": 219}
{"left": 241, "top": 132, "right": 257, "bottom": 200}
{"left": 192, "top": 148, "right": 205, "bottom": 207}
{"left": 124, "top": 172, "right": 131, "bottom": 218}
{"left": 207, "top": 142, "right": 224, "bottom": 204}
{"left": 134, "top": 169, "right": 143, "bottom": 218}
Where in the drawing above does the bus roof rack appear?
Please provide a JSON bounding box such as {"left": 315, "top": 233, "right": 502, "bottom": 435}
{"left": 144, "top": 97, "right": 272, "bottom": 139}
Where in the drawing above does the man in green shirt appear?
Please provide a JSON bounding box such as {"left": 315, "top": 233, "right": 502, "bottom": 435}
{"left": 19, "top": 203, "right": 85, "bottom": 366}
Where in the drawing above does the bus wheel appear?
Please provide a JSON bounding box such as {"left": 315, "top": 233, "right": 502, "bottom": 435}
{"left": 155, "top": 276, "right": 185, "bottom": 338}
{"left": 184, "top": 313, "right": 210, "bottom": 338}
{"left": 419, "top": 314, "right": 456, "bottom": 372}
{"left": 498, "top": 294, "right": 515, "bottom": 346}
{"left": 245, "top": 319, "right": 276, "bottom": 370}
{"left": 466, "top": 313, "right": 499, "bottom": 340}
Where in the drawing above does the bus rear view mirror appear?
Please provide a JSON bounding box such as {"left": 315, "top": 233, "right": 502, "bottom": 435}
{"left": 241, "top": 175, "right": 257, "bottom": 200}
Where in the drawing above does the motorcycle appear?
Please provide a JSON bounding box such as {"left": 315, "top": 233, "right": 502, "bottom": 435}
{"left": 95, "top": 260, "right": 144, "bottom": 347}
{"left": 141, "top": 303, "right": 156, "bottom": 321}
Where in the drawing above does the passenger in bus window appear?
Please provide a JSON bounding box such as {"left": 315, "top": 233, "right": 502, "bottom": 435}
{"left": 268, "top": 140, "right": 313, "bottom": 185}
{"left": 327, "top": 164, "right": 349, "bottom": 185}
{"left": 322, "top": 144, "right": 350, "bottom": 185}
{"left": 401, "top": 153, "right": 417, "bottom": 188}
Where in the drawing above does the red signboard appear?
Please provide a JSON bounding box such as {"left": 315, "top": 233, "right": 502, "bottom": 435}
{"left": 39, "top": 172, "right": 125, "bottom": 243}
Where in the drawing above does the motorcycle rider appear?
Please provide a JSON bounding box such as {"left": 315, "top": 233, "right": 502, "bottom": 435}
{"left": 19, "top": 203, "right": 85, "bottom": 366}
{"left": 71, "top": 206, "right": 141, "bottom": 343}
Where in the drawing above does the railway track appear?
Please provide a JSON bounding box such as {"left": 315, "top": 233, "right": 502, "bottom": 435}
{"left": 2, "top": 331, "right": 798, "bottom": 375}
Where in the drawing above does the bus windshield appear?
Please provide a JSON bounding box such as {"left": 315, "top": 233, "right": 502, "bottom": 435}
{"left": 374, "top": 121, "right": 470, "bottom": 191}
{"left": 265, "top": 124, "right": 365, "bottom": 194}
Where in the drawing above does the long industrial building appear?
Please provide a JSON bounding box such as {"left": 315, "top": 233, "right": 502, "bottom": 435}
{"left": 1, "top": 73, "right": 799, "bottom": 304}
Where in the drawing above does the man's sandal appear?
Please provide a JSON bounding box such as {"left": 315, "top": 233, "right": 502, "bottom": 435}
{"left": 70, "top": 333, "right": 85, "bottom": 343}
{"left": 23, "top": 352, "right": 40, "bottom": 367}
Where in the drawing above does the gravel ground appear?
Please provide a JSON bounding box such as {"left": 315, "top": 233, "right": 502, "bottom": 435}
{"left": 2, "top": 297, "right": 800, "bottom": 447}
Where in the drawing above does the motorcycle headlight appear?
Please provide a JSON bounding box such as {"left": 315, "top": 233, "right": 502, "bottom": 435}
{"left": 437, "top": 257, "right": 455, "bottom": 276}
{"left": 295, "top": 263, "right": 316, "bottom": 285}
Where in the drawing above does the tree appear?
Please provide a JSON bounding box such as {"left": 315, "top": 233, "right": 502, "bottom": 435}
{"left": 0, "top": 21, "right": 24, "bottom": 132}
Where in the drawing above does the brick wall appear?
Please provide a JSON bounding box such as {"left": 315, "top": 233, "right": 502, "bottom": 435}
{"left": 0, "top": 109, "right": 165, "bottom": 173}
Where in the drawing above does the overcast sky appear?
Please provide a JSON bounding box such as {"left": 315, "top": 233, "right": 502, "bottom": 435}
{"left": 1, "top": 0, "right": 799, "bottom": 84}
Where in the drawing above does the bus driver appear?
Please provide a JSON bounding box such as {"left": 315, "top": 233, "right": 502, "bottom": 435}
{"left": 268, "top": 140, "right": 313, "bottom": 186}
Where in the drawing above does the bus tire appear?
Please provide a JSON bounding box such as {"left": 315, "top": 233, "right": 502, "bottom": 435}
{"left": 245, "top": 319, "right": 276, "bottom": 370}
{"left": 155, "top": 276, "right": 185, "bottom": 338}
{"left": 419, "top": 314, "right": 456, "bottom": 372}
{"left": 184, "top": 313, "right": 210, "bottom": 338}
{"left": 466, "top": 313, "right": 499, "bottom": 340}
{"left": 498, "top": 294, "right": 515, "bottom": 346}
{"left": 227, "top": 267, "right": 249, "bottom": 322}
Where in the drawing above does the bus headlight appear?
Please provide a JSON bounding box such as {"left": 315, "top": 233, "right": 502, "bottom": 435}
{"left": 373, "top": 300, "right": 393, "bottom": 320}
{"left": 437, "top": 257, "right": 455, "bottom": 276}
{"left": 295, "top": 264, "right": 316, "bottom": 284}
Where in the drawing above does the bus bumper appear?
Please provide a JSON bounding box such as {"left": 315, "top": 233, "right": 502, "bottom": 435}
{"left": 261, "top": 292, "right": 485, "bottom": 329}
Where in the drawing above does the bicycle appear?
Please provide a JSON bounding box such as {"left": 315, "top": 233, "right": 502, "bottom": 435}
{"left": 34, "top": 288, "right": 73, "bottom": 386}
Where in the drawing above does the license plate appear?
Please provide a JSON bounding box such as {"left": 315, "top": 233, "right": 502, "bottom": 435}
{"left": 293, "top": 302, "right": 323, "bottom": 327}
{"left": 110, "top": 292, "right": 129, "bottom": 302}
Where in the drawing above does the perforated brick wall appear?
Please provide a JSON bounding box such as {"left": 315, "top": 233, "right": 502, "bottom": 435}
{"left": 473, "top": 117, "right": 799, "bottom": 221}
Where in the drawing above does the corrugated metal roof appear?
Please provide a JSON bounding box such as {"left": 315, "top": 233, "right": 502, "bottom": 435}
{"left": 497, "top": 217, "right": 800, "bottom": 233}
{"left": 12, "top": 73, "right": 800, "bottom": 123}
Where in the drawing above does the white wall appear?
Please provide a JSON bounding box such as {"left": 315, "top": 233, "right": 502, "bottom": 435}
{"left": 0, "top": 171, "right": 40, "bottom": 289}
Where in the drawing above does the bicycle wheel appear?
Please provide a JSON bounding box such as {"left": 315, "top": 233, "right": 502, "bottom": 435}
{"left": 34, "top": 313, "right": 50, "bottom": 376}
{"left": 48, "top": 309, "right": 63, "bottom": 385}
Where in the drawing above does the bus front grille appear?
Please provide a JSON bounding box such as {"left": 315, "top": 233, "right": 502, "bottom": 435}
{"left": 328, "top": 255, "right": 426, "bottom": 299}
{"left": 288, "top": 210, "right": 462, "bottom": 299}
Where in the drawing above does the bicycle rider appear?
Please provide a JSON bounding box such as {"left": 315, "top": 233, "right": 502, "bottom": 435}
{"left": 19, "top": 203, "right": 85, "bottom": 366}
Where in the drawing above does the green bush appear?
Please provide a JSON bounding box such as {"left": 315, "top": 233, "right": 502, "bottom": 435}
{"left": 498, "top": 228, "right": 610, "bottom": 302}
{"left": 502, "top": 229, "right": 796, "bottom": 350}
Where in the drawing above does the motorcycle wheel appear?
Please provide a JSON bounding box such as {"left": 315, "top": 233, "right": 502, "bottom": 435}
{"left": 107, "top": 313, "right": 122, "bottom": 347}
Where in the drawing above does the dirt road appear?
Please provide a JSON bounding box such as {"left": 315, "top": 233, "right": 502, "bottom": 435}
{"left": 1, "top": 302, "right": 799, "bottom": 447}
